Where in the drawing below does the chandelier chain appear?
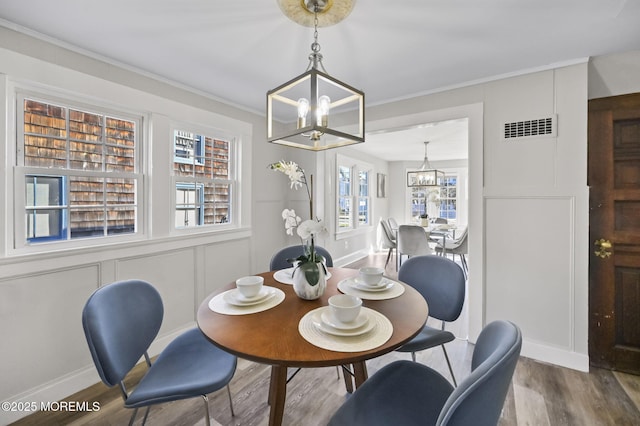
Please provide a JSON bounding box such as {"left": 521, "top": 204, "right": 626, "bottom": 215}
{"left": 306, "top": 2, "right": 328, "bottom": 74}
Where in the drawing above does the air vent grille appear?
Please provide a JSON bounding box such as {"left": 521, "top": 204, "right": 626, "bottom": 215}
{"left": 503, "top": 115, "right": 557, "bottom": 140}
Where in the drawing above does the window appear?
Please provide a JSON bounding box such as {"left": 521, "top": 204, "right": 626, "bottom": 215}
{"left": 172, "top": 128, "right": 235, "bottom": 228}
{"left": 336, "top": 154, "right": 372, "bottom": 233}
{"left": 338, "top": 166, "right": 352, "bottom": 229}
{"left": 409, "top": 173, "right": 458, "bottom": 222}
{"left": 16, "top": 94, "right": 141, "bottom": 246}
{"left": 439, "top": 176, "right": 457, "bottom": 221}
{"left": 358, "top": 170, "right": 370, "bottom": 226}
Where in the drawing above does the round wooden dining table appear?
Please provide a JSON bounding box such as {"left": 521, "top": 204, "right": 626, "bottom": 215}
{"left": 197, "top": 267, "right": 428, "bottom": 426}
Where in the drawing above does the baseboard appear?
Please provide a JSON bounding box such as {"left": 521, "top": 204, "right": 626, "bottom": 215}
{"left": 333, "top": 249, "right": 369, "bottom": 267}
{"left": 1, "top": 325, "right": 192, "bottom": 424}
{"left": 521, "top": 339, "right": 590, "bottom": 372}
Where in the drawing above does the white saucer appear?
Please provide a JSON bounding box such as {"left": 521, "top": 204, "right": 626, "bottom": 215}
{"left": 321, "top": 310, "right": 369, "bottom": 330}
{"left": 312, "top": 310, "right": 375, "bottom": 337}
{"left": 223, "top": 287, "right": 275, "bottom": 306}
{"left": 354, "top": 277, "right": 395, "bottom": 292}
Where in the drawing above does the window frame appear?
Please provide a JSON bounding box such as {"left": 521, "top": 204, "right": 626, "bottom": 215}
{"left": 170, "top": 122, "right": 239, "bottom": 234}
{"left": 336, "top": 153, "right": 373, "bottom": 237}
{"left": 12, "top": 90, "right": 145, "bottom": 252}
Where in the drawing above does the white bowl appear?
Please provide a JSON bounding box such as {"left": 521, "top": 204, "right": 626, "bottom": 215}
{"left": 328, "top": 294, "right": 362, "bottom": 324}
{"left": 235, "top": 276, "right": 264, "bottom": 298}
{"left": 358, "top": 267, "right": 384, "bottom": 287}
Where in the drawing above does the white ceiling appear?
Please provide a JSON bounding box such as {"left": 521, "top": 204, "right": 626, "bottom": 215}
{"left": 1, "top": 0, "right": 639, "bottom": 162}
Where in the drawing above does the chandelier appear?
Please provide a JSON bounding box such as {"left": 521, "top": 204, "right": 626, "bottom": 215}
{"left": 407, "top": 141, "right": 444, "bottom": 187}
{"left": 267, "top": 0, "right": 365, "bottom": 151}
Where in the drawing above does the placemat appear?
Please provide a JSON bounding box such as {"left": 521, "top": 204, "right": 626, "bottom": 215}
{"left": 337, "top": 277, "right": 405, "bottom": 300}
{"left": 298, "top": 307, "right": 393, "bottom": 352}
{"left": 208, "top": 286, "right": 285, "bottom": 315}
{"left": 273, "top": 267, "right": 332, "bottom": 285}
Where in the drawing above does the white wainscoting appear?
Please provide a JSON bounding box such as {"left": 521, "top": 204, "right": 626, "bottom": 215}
{"left": 484, "top": 196, "right": 587, "bottom": 371}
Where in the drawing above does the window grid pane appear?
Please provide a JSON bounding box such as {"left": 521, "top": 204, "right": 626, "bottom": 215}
{"left": 21, "top": 97, "right": 139, "bottom": 244}
{"left": 173, "top": 129, "right": 234, "bottom": 228}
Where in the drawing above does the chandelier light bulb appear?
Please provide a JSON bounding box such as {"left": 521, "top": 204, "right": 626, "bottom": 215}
{"left": 297, "top": 98, "right": 310, "bottom": 128}
{"left": 317, "top": 95, "right": 330, "bottom": 126}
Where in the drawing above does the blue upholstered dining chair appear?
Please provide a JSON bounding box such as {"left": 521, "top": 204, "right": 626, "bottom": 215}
{"left": 397, "top": 255, "right": 466, "bottom": 385}
{"left": 269, "top": 244, "right": 333, "bottom": 270}
{"left": 328, "top": 320, "right": 522, "bottom": 426}
{"left": 82, "top": 279, "right": 237, "bottom": 426}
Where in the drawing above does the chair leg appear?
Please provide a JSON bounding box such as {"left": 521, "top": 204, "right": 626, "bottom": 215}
{"left": 385, "top": 248, "right": 392, "bottom": 267}
{"left": 202, "top": 395, "right": 211, "bottom": 426}
{"left": 411, "top": 352, "right": 416, "bottom": 362}
{"left": 226, "top": 384, "right": 235, "bottom": 416}
{"left": 441, "top": 345, "right": 457, "bottom": 387}
{"left": 133, "top": 406, "right": 151, "bottom": 426}
{"left": 128, "top": 408, "right": 139, "bottom": 426}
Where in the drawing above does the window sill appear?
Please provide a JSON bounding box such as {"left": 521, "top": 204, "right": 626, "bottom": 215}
{"left": 335, "top": 226, "right": 372, "bottom": 240}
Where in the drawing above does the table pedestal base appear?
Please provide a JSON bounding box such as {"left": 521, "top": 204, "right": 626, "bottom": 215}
{"left": 267, "top": 361, "right": 368, "bottom": 426}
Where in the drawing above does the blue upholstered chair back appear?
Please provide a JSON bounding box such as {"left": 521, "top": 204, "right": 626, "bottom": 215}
{"left": 82, "top": 280, "right": 163, "bottom": 387}
{"left": 437, "top": 320, "right": 522, "bottom": 426}
{"left": 269, "top": 245, "right": 333, "bottom": 271}
{"left": 398, "top": 255, "right": 465, "bottom": 322}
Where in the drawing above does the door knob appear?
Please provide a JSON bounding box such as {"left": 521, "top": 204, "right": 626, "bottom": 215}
{"left": 594, "top": 239, "right": 612, "bottom": 259}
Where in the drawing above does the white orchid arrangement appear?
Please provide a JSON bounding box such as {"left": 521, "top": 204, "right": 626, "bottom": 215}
{"left": 270, "top": 160, "right": 327, "bottom": 286}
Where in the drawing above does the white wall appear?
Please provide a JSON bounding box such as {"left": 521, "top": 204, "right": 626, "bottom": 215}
{"left": 0, "top": 27, "right": 290, "bottom": 424}
{"left": 364, "top": 64, "right": 591, "bottom": 371}
{"left": 589, "top": 50, "right": 640, "bottom": 99}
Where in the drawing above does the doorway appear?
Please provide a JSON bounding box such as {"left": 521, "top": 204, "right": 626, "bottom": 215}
{"left": 360, "top": 103, "right": 484, "bottom": 341}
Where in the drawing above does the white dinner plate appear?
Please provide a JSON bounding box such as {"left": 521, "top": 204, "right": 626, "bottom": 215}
{"left": 223, "top": 287, "right": 276, "bottom": 306}
{"left": 354, "top": 277, "right": 395, "bottom": 292}
{"left": 311, "top": 308, "right": 375, "bottom": 337}
{"left": 321, "top": 310, "right": 369, "bottom": 330}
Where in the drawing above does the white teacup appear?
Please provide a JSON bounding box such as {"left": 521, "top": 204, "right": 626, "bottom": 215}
{"left": 236, "top": 276, "right": 264, "bottom": 298}
{"left": 328, "top": 294, "right": 363, "bottom": 324}
{"left": 358, "top": 267, "right": 384, "bottom": 287}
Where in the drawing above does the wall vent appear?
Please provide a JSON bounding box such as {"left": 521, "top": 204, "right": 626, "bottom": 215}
{"left": 502, "top": 115, "right": 557, "bottom": 140}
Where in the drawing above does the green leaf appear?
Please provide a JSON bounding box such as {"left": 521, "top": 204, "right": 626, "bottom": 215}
{"left": 297, "top": 261, "right": 320, "bottom": 286}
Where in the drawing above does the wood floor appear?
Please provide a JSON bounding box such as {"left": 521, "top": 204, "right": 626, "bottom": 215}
{"left": 12, "top": 253, "right": 640, "bottom": 426}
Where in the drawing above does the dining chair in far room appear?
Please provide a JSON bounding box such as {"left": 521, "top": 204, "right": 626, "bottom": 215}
{"left": 82, "top": 279, "right": 237, "bottom": 426}
{"left": 435, "top": 227, "right": 468, "bottom": 278}
{"left": 269, "top": 244, "right": 334, "bottom": 271}
{"left": 387, "top": 217, "right": 399, "bottom": 234}
{"left": 328, "top": 320, "right": 522, "bottom": 426}
{"left": 397, "top": 255, "right": 466, "bottom": 386}
{"left": 397, "top": 224, "right": 433, "bottom": 267}
{"left": 378, "top": 218, "right": 397, "bottom": 268}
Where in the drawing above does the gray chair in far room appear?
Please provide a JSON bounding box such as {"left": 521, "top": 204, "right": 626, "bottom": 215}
{"left": 328, "top": 320, "right": 522, "bottom": 426}
{"left": 82, "top": 279, "right": 237, "bottom": 426}
{"left": 378, "top": 218, "right": 397, "bottom": 268}
{"left": 435, "top": 227, "right": 469, "bottom": 278}
{"left": 397, "top": 255, "right": 466, "bottom": 386}
{"left": 397, "top": 224, "right": 433, "bottom": 267}
{"left": 269, "top": 244, "right": 333, "bottom": 270}
{"left": 387, "top": 217, "right": 399, "bottom": 234}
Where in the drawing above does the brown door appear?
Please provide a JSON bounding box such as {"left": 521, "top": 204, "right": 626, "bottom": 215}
{"left": 588, "top": 93, "right": 640, "bottom": 374}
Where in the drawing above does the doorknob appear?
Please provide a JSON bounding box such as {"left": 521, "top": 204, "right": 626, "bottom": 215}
{"left": 594, "top": 239, "right": 613, "bottom": 259}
